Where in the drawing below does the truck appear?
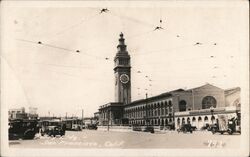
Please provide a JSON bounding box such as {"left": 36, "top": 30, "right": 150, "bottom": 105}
{"left": 210, "top": 114, "right": 241, "bottom": 135}
{"left": 9, "top": 119, "right": 39, "bottom": 140}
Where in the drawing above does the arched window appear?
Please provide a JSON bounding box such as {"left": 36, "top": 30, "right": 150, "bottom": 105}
{"left": 165, "top": 101, "right": 168, "bottom": 107}
{"left": 165, "top": 119, "right": 169, "bottom": 125}
{"left": 211, "top": 116, "right": 215, "bottom": 124}
{"left": 182, "top": 118, "right": 185, "bottom": 124}
{"left": 202, "top": 96, "right": 217, "bottom": 109}
{"left": 179, "top": 100, "right": 187, "bottom": 112}
{"left": 198, "top": 117, "right": 202, "bottom": 121}
{"left": 168, "top": 100, "right": 172, "bottom": 106}
{"left": 192, "top": 117, "right": 196, "bottom": 122}
{"left": 204, "top": 116, "right": 208, "bottom": 122}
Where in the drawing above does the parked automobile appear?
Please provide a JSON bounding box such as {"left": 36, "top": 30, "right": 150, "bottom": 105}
{"left": 86, "top": 124, "right": 98, "bottom": 130}
{"left": 165, "top": 124, "right": 175, "bottom": 130}
{"left": 40, "top": 120, "right": 65, "bottom": 137}
{"left": 200, "top": 124, "right": 210, "bottom": 131}
{"left": 191, "top": 126, "right": 197, "bottom": 131}
{"left": 41, "top": 126, "right": 65, "bottom": 137}
{"left": 142, "top": 126, "right": 154, "bottom": 133}
{"left": 177, "top": 124, "right": 193, "bottom": 133}
{"left": 132, "top": 124, "right": 142, "bottom": 131}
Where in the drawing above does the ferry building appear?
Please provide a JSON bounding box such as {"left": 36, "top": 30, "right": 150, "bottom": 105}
{"left": 98, "top": 33, "right": 240, "bottom": 130}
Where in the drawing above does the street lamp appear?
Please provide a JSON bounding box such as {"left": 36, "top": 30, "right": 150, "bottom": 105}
{"left": 210, "top": 106, "right": 214, "bottom": 124}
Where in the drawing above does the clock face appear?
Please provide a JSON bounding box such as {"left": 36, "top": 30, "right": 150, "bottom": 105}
{"left": 120, "top": 74, "right": 129, "bottom": 84}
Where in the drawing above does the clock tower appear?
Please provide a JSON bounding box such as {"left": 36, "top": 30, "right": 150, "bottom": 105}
{"left": 114, "top": 33, "right": 131, "bottom": 104}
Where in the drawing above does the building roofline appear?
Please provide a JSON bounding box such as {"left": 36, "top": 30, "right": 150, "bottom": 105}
{"left": 184, "top": 83, "right": 223, "bottom": 91}
{"left": 125, "top": 91, "right": 174, "bottom": 107}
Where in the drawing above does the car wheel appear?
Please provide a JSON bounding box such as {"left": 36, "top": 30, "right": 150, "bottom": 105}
{"left": 184, "top": 128, "right": 187, "bottom": 133}
{"left": 212, "top": 128, "right": 216, "bottom": 134}
{"left": 228, "top": 129, "right": 233, "bottom": 135}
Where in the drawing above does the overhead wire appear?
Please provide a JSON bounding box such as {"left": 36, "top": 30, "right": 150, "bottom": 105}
{"left": 0, "top": 55, "right": 33, "bottom": 108}
{"left": 34, "top": 62, "right": 93, "bottom": 69}
{"left": 15, "top": 8, "right": 231, "bottom": 85}
{"left": 15, "top": 38, "right": 78, "bottom": 53}
{"left": 49, "top": 11, "right": 101, "bottom": 40}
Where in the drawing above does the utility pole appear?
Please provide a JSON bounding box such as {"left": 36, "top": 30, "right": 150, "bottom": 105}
{"left": 107, "top": 109, "right": 110, "bottom": 131}
{"left": 145, "top": 93, "right": 148, "bottom": 126}
{"left": 82, "top": 109, "right": 84, "bottom": 129}
{"left": 192, "top": 89, "right": 195, "bottom": 110}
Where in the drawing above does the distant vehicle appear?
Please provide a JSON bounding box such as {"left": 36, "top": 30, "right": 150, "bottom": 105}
{"left": 62, "top": 119, "right": 83, "bottom": 131}
{"left": 132, "top": 125, "right": 154, "bottom": 133}
{"left": 41, "top": 126, "right": 65, "bottom": 137}
{"left": 210, "top": 114, "right": 241, "bottom": 135}
{"left": 165, "top": 124, "right": 175, "bottom": 130}
{"left": 200, "top": 124, "right": 210, "bottom": 131}
{"left": 132, "top": 124, "right": 142, "bottom": 131}
{"left": 142, "top": 126, "right": 154, "bottom": 133}
{"left": 9, "top": 119, "right": 39, "bottom": 140}
{"left": 86, "top": 124, "right": 98, "bottom": 130}
{"left": 177, "top": 124, "right": 193, "bottom": 133}
{"left": 40, "top": 120, "right": 65, "bottom": 137}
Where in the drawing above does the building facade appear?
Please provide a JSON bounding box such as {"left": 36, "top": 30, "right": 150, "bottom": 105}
{"left": 8, "top": 107, "right": 28, "bottom": 120}
{"left": 98, "top": 33, "right": 240, "bottom": 129}
{"left": 9, "top": 107, "right": 39, "bottom": 120}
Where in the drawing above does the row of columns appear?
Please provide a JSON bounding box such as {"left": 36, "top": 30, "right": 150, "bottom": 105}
{"left": 175, "top": 115, "right": 217, "bottom": 130}
{"left": 129, "top": 118, "right": 174, "bottom": 126}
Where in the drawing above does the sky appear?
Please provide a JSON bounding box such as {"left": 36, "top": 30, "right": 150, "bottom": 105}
{"left": 1, "top": 1, "right": 249, "bottom": 118}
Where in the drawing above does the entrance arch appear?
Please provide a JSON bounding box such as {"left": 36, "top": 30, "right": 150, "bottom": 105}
{"left": 181, "top": 118, "right": 185, "bottom": 124}
{"left": 198, "top": 117, "right": 202, "bottom": 129}
{"left": 211, "top": 116, "right": 215, "bottom": 124}
{"left": 192, "top": 117, "right": 196, "bottom": 126}
{"left": 204, "top": 116, "right": 209, "bottom": 126}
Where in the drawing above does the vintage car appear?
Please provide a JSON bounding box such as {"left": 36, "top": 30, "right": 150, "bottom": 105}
{"left": 86, "top": 124, "right": 98, "bottom": 130}
{"left": 177, "top": 124, "right": 193, "bottom": 133}
{"left": 40, "top": 120, "right": 66, "bottom": 137}
{"left": 165, "top": 124, "right": 175, "bottom": 130}
{"left": 9, "top": 119, "right": 39, "bottom": 140}
{"left": 132, "top": 124, "right": 142, "bottom": 131}
{"left": 132, "top": 125, "right": 154, "bottom": 133}
{"left": 142, "top": 126, "right": 154, "bottom": 133}
{"left": 41, "top": 126, "right": 65, "bottom": 137}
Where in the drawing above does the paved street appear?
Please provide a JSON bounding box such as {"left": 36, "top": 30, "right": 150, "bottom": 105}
{"left": 9, "top": 130, "right": 241, "bottom": 149}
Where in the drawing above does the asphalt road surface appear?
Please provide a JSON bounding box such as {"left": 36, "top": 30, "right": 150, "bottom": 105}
{"left": 9, "top": 130, "right": 240, "bottom": 149}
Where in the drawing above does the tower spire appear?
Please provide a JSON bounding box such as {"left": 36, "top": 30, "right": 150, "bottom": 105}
{"left": 117, "top": 32, "right": 127, "bottom": 52}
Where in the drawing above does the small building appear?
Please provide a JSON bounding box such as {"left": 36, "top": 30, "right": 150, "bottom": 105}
{"left": 8, "top": 107, "right": 28, "bottom": 120}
